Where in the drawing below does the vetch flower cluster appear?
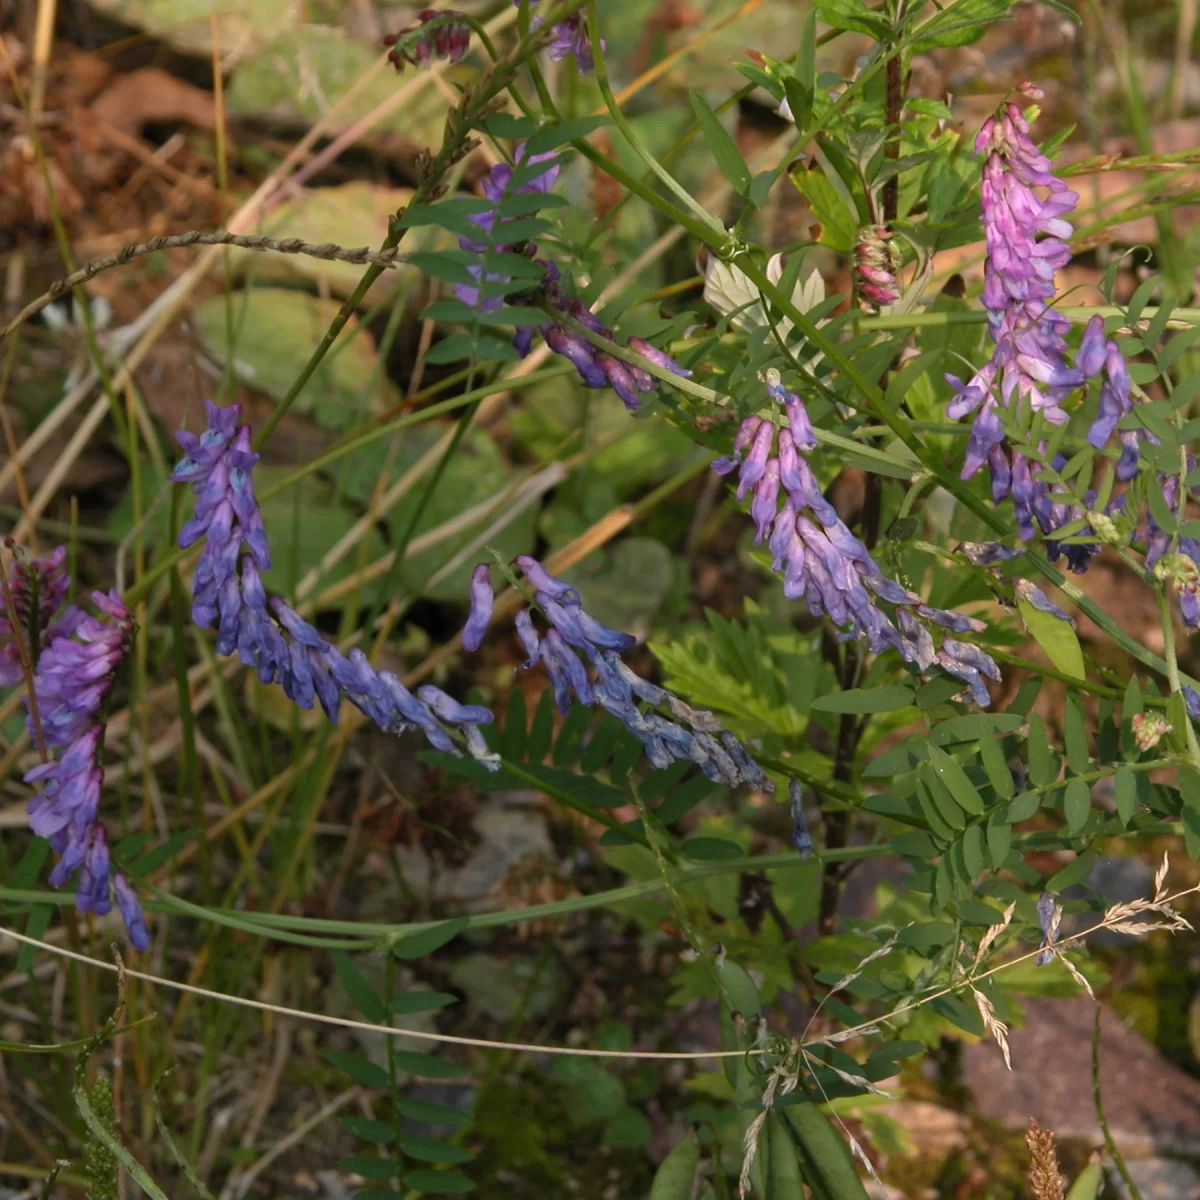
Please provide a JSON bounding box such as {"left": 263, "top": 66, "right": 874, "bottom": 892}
{"left": 455, "top": 149, "right": 692, "bottom": 409}
{"left": 384, "top": 10, "right": 470, "bottom": 70}
{"left": 516, "top": 1, "right": 602, "bottom": 72}
{"left": 0, "top": 543, "right": 77, "bottom": 686}
{"left": 462, "top": 557, "right": 771, "bottom": 789}
{"left": 20, "top": 579, "right": 149, "bottom": 950}
{"left": 714, "top": 372, "right": 1001, "bottom": 706}
{"left": 947, "top": 88, "right": 1148, "bottom": 502}
{"left": 173, "top": 403, "right": 500, "bottom": 770}
{"left": 853, "top": 225, "right": 900, "bottom": 312}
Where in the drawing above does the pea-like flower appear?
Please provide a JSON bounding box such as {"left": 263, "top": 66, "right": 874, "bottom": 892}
{"left": 515, "top": 1, "right": 602, "bottom": 72}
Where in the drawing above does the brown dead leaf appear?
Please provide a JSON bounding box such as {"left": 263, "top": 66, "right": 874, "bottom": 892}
{"left": 89, "top": 68, "right": 215, "bottom": 141}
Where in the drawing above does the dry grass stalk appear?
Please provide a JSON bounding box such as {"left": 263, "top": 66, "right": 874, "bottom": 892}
{"left": 1025, "top": 1119, "right": 1066, "bottom": 1200}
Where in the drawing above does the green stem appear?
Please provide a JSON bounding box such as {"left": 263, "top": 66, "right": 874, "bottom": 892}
{"left": 584, "top": 0, "right": 726, "bottom": 236}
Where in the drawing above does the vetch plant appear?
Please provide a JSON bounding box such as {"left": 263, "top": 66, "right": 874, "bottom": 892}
{"left": 2, "top": 0, "right": 1200, "bottom": 1195}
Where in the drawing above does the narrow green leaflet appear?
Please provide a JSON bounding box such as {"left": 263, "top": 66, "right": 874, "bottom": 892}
{"left": 688, "top": 91, "right": 752, "bottom": 197}
{"left": 1063, "top": 700, "right": 1090, "bottom": 773}
{"left": 333, "top": 953, "right": 387, "bottom": 1023}
{"left": 812, "top": 685, "right": 914, "bottom": 714}
{"left": 1027, "top": 716, "right": 1056, "bottom": 787}
{"left": 650, "top": 1131, "right": 700, "bottom": 1200}
{"left": 392, "top": 918, "right": 468, "bottom": 960}
{"left": 1064, "top": 778, "right": 1092, "bottom": 835}
{"left": 927, "top": 746, "right": 984, "bottom": 814}
{"left": 986, "top": 810, "right": 1013, "bottom": 869}
{"left": 1016, "top": 594, "right": 1086, "bottom": 681}
{"left": 1114, "top": 767, "right": 1138, "bottom": 827}
{"left": 979, "top": 734, "right": 1014, "bottom": 799}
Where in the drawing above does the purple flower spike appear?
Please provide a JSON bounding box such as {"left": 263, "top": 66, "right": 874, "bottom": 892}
{"left": 113, "top": 874, "right": 150, "bottom": 951}
{"left": 950, "top": 96, "right": 1090, "bottom": 483}
{"left": 462, "top": 564, "right": 494, "bottom": 652}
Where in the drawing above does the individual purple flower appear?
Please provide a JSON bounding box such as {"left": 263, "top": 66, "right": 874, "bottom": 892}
{"left": 113, "top": 873, "right": 150, "bottom": 952}
{"left": 462, "top": 564, "right": 494, "bottom": 652}
{"left": 384, "top": 10, "right": 471, "bottom": 71}
{"left": 1034, "top": 891, "right": 1061, "bottom": 966}
{"left": 628, "top": 337, "right": 692, "bottom": 379}
{"left": 76, "top": 826, "right": 112, "bottom": 916}
{"left": 789, "top": 778, "right": 813, "bottom": 857}
{"left": 516, "top": 1, "right": 602, "bottom": 72}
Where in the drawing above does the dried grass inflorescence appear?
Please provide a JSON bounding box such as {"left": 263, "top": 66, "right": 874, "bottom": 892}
{"left": 1025, "top": 1119, "right": 1066, "bottom": 1200}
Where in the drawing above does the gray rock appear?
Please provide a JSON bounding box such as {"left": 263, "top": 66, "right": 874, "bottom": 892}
{"left": 1111, "top": 1157, "right": 1200, "bottom": 1200}
{"left": 393, "top": 803, "right": 554, "bottom": 907}
{"left": 1072, "top": 856, "right": 1156, "bottom": 948}
{"left": 963, "top": 996, "right": 1200, "bottom": 1157}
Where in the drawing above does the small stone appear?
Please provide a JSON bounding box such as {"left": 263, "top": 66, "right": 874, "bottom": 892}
{"left": 1113, "top": 1158, "right": 1200, "bottom": 1200}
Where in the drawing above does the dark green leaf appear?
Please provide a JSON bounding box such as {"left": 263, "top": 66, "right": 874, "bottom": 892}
{"left": 325, "top": 1052, "right": 390, "bottom": 1089}
{"left": 986, "top": 811, "right": 1012, "bottom": 869}
{"left": 527, "top": 690, "right": 554, "bottom": 762}
{"left": 1027, "top": 716, "right": 1055, "bottom": 787}
{"left": 1064, "top": 778, "right": 1091, "bottom": 835}
{"left": 917, "top": 775, "right": 963, "bottom": 836}
{"left": 128, "top": 829, "right": 200, "bottom": 876}
{"left": 341, "top": 1117, "right": 396, "bottom": 1143}
{"left": 961, "top": 824, "right": 986, "bottom": 878}
{"left": 392, "top": 1097, "right": 469, "bottom": 1127}
{"left": 502, "top": 688, "right": 527, "bottom": 761}
{"left": 812, "top": 685, "right": 914, "bottom": 714}
{"left": 1114, "top": 768, "right": 1138, "bottom": 827}
{"left": 17, "top": 905, "right": 52, "bottom": 973}
{"left": 927, "top": 746, "right": 984, "bottom": 814}
{"left": 392, "top": 918, "right": 468, "bottom": 961}
{"left": 1008, "top": 790, "right": 1041, "bottom": 823}
{"left": 1063, "top": 700, "right": 1089, "bottom": 773}
{"left": 524, "top": 116, "right": 611, "bottom": 155}
{"left": 333, "top": 953, "right": 387, "bottom": 1023}
{"left": 341, "top": 1156, "right": 401, "bottom": 1181}
{"left": 401, "top": 1138, "right": 472, "bottom": 1164}
{"left": 1046, "top": 850, "right": 1098, "bottom": 893}
{"left": 688, "top": 91, "right": 752, "bottom": 197}
{"left": 979, "top": 735, "right": 1014, "bottom": 799}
